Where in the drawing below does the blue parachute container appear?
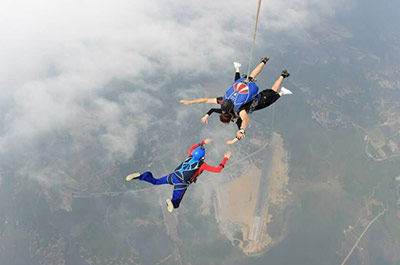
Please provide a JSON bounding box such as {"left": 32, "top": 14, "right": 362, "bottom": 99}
{"left": 223, "top": 78, "right": 259, "bottom": 113}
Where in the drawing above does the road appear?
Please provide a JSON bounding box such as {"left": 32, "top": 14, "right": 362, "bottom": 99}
{"left": 340, "top": 208, "right": 387, "bottom": 265}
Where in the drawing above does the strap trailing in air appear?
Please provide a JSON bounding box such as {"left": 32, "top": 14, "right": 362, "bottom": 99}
{"left": 245, "top": 0, "right": 263, "bottom": 83}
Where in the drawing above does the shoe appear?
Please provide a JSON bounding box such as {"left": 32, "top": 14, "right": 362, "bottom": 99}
{"left": 126, "top": 172, "right": 141, "bottom": 181}
{"left": 280, "top": 87, "right": 293, "bottom": 95}
{"left": 166, "top": 199, "right": 174, "bottom": 213}
{"left": 281, "top": 69, "right": 290, "bottom": 78}
{"left": 234, "top": 62, "right": 241, "bottom": 69}
{"left": 261, "top": 57, "right": 270, "bottom": 64}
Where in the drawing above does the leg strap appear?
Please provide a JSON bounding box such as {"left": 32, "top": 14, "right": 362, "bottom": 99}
{"left": 167, "top": 174, "right": 174, "bottom": 185}
{"left": 174, "top": 183, "right": 189, "bottom": 190}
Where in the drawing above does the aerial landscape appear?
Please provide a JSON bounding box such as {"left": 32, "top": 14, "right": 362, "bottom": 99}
{"left": 0, "top": 0, "right": 399, "bottom": 264}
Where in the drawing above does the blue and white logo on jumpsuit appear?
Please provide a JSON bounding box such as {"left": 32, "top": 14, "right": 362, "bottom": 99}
{"left": 174, "top": 157, "right": 203, "bottom": 183}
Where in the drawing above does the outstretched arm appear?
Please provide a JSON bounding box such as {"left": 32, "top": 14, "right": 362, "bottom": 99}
{"left": 180, "top": 98, "right": 217, "bottom": 105}
{"left": 207, "top": 108, "right": 223, "bottom": 116}
{"left": 226, "top": 138, "right": 239, "bottom": 145}
{"left": 238, "top": 110, "right": 249, "bottom": 130}
{"left": 201, "top": 108, "right": 223, "bottom": 124}
{"left": 188, "top": 142, "right": 204, "bottom": 156}
{"left": 236, "top": 110, "right": 249, "bottom": 140}
{"left": 188, "top": 139, "right": 212, "bottom": 156}
{"left": 199, "top": 151, "right": 231, "bottom": 173}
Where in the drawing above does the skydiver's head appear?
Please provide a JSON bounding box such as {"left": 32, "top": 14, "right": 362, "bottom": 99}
{"left": 220, "top": 99, "right": 234, "bottom": 124}
{"left": 219, "top": 113, "right": 233, "bottom": 124}
{"left": 192, "top": 145, "right": 205, "bottom": 161}
{"left": 220, "top": 99, "right": 234, "bottom": 113}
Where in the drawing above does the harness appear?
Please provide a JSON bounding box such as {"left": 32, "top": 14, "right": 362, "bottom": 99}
{"left": 174, "top": 156, "right": 204, "bottom": 184}
{"left": 247, "top": 93, "right": 262, "bottom": 114}
{"left": 223, "top": 78, "right": 259, "bottom": 113}
{"left": 166, "top": 173, "right": 188, "bottom": 188}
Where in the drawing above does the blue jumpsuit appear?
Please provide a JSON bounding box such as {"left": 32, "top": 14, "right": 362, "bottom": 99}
{"left": 138, "top": 171, "right": 188, "bottom": 209}
{"left": 137, "top": 142, "right": 228, "bottom": 209}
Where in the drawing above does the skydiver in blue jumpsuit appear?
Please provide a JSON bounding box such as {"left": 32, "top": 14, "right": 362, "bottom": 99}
{"left": 125, "top": 139, "right": 231, "bottom": 213}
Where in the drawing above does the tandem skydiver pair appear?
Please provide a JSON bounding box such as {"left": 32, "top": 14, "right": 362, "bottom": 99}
{"left": 180, "top": 57, "right": 292, "bottom": 144}
{"left": 126, "top": 57, "right": 291, "bottom": 213}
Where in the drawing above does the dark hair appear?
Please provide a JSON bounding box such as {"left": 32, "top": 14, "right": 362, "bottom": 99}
{"left": 219, "top": 113, "right": 233, "bottom": 124}
{"left": 221, "top": 99, "right": 234, "bottom": 112}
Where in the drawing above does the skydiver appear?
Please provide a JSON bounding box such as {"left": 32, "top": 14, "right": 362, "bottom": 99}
{"left": 180, "top": 59, "right": 291, "bottom": 144}
{"left": 125, "top": 139, "right": 231, "bottom": 213}
{"left": 209, "top": 69, "right": 291, "bottom": 144}
{"left": 180, "top": 57, "right": 270, "bottom": 118}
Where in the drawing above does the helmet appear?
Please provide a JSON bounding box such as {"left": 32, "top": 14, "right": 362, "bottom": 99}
{"left": 221, "top": 99, "right": 234, "bottom": 113}
{"left": 192, "top": 146, "right": 205, "bottom": 161}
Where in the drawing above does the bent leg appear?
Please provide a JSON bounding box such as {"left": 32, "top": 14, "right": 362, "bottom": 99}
{"left": 254, "top": 89, "right": 280, "bottom": 111}
{"left": 271, "top": 76, "right": 284, "bottom": 93}
{"left": 171, "top": 185, "right": 188, "bottom": 209}
{"left": 249, "top": 62, "right": 266, "bottom": 79}
{"left": 234, "top": 62, "right": 242, "bottom": 81}
{"left": 235, "top": 71, "right": 241, "bottom": 81}
{"left": 139, "top": 171, "right": 169, "bottom": 185}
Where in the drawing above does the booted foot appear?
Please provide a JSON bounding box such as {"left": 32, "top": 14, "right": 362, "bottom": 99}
{"left": 261, "top": 57, "right": 270, "bottom": 64}
{"left": 166, "top": 199, "right": 174, "bottom": 213}
{"left": 281, "top": 69, "right": 290, "bottom": 78}
{"left": 126, "top": 172, "right": 140, "bottom": 181}
{"left": 280, "top": 87, "right": 293, "bottom": 95}
{"left": 234, "top": 62, "right": 241, "bottom": 69}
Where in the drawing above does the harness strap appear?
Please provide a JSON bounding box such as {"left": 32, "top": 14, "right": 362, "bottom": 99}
{"left": 174, "top": 173, "right": 192, "bottom": 185}
{"left": 248, "top": 98, "right": 259, "bottom": 114}
{"left": 245, "top": 0, "right": 263, "bottom": 83}
{"left": 174, "top": 183, "right": 189, "bottom": 190}
{"left": 167, "top": 174, "right": 174, "bottom": 185}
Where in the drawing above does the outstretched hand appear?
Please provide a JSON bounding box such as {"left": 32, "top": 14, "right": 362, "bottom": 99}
{"left": 201, "top": 114, "right": 209, "bottom": 124}
{"left": 180, "top": 100, "right": 192, "bottom": 105}
{"left": 236, "top": 131, "right": 245, "bottom": 140}
{"left": 226, "top": 138, "right": 239, "bottom": 145}
{"left": 224, "top": 151, "right": 232, "bottom": 159}
{"left": 203, "top": 138, "right": 213, "bottom": 144}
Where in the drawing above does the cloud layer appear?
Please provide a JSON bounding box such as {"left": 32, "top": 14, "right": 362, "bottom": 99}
{"left": 0, "top": 0, "right": 348, "bottom": 176}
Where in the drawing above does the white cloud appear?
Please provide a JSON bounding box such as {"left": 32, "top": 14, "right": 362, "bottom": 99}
{"left": 261, "top": 0, "right": 347, "bottom": 31}
{"left": 0, "top": 0, "right": 350, "bottom": 171}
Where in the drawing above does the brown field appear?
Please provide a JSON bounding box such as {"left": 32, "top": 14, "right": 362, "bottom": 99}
{"left": 215, "top": 132, "right": 290, "bottom": 255}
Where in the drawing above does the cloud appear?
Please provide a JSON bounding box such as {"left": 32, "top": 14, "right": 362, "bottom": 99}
{"left": 261, "top": 0, "right": 348, "bottom": 32}
{"left": 0, "top": 0, "right": 350, "bottom": 184}
{"left": 0, "top": 1, "right": 359, "bottom": 263}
